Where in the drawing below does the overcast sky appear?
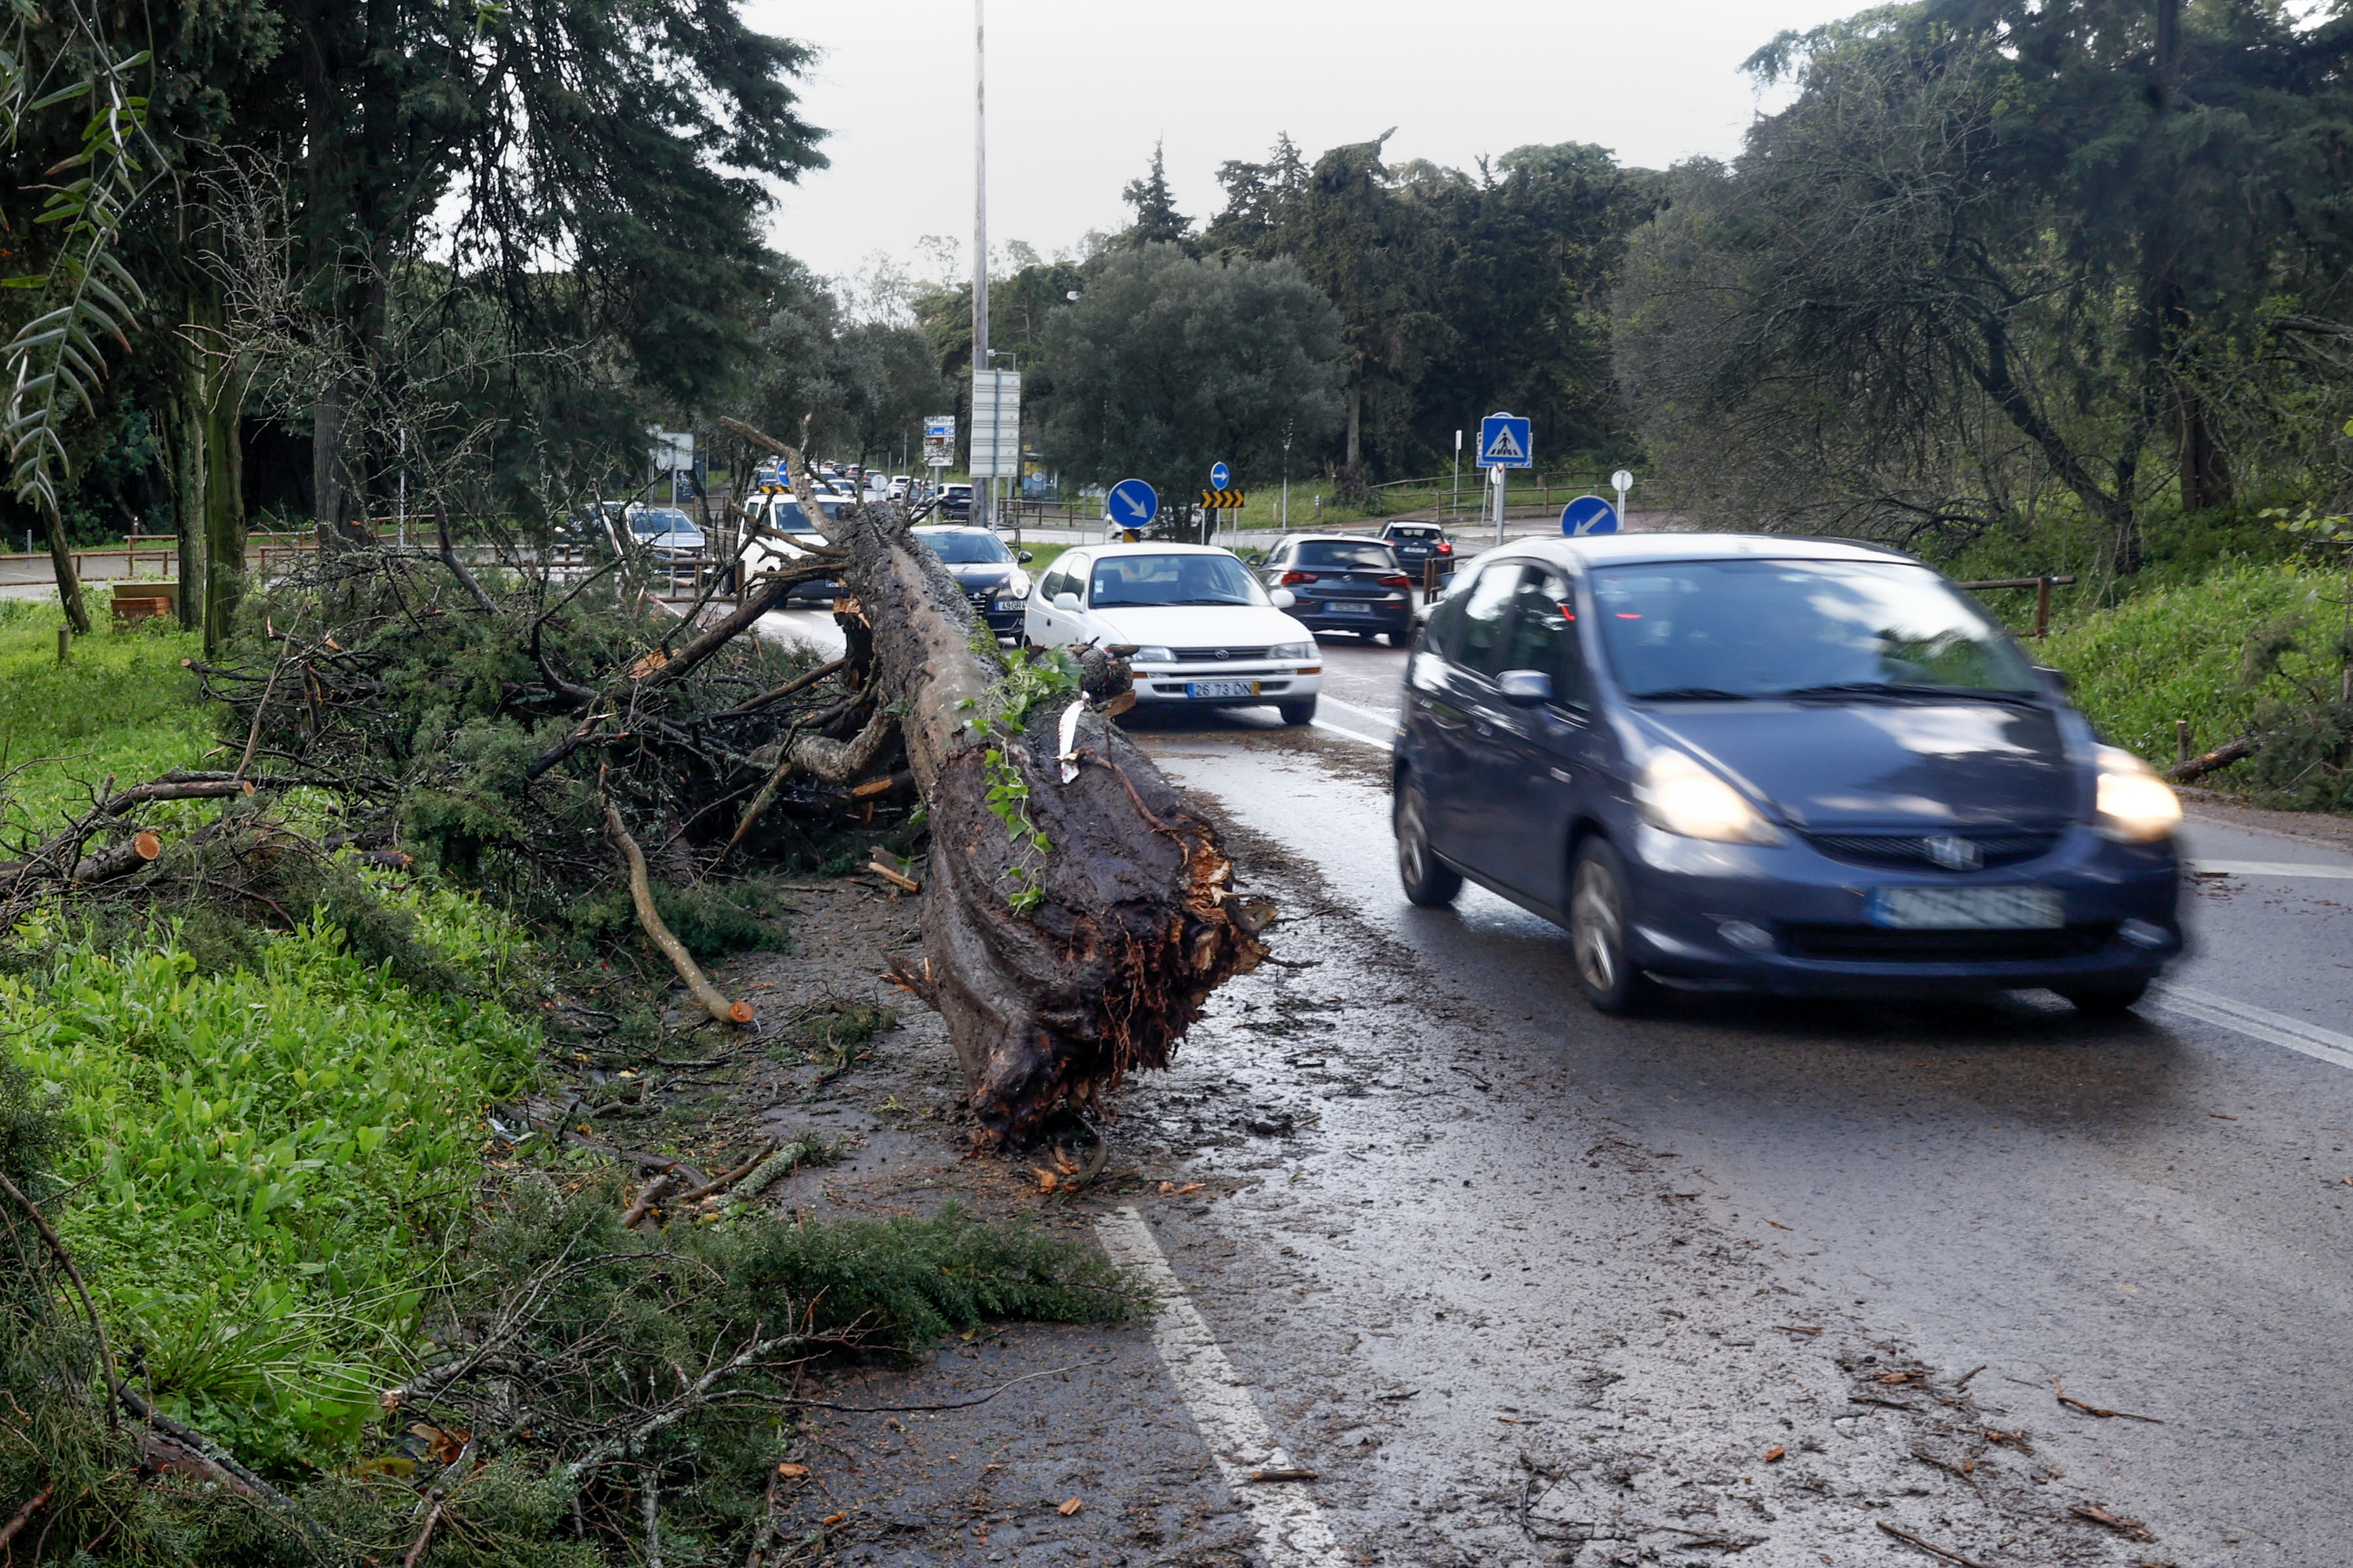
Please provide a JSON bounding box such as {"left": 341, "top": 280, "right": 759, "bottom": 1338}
{"left": 741, "top": 0, "right": 1869, "bottom": 292}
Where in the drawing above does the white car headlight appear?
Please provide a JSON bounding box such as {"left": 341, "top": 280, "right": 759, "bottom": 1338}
{"left": 1270, "top": 641, "right": 1316, "bottom": 661}
{"left": 2093, "top": 745, "right": 2182, "bottom": 842}
{"left": 1131, "top": 646, "right": 1176, "bottom": 664}
{"left": 1003, "top": 569, "right": 1031, "bottom": 599}
{"left": 1636, "top": 750, "right": 1783, "bottom": 845}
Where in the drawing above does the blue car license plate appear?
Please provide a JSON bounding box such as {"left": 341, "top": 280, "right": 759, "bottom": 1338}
{"left": 1866, "top": 886, "right": 2062, "bottom": 929}
{"left": 1186, "top": 679, "right": 1258, "bottom": 699}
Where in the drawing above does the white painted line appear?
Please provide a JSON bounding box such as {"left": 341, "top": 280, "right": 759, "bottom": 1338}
{"left": 1310, "top": 718, "right": 1391, "bottom": 750}
{"left": 2151, "top": 983, "right": 2353, "bottom": 1074}
{"left": 1094, "top": 1207, "right": 1349, "bottom": 1567}
{"left": 1310, "top": 696, "right": 1399, "bottom": 751}
{"left": 2188, "top": 859, "right": 2353, "bottom": 881}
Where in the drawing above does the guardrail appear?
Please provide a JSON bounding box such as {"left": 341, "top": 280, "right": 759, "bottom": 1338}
{"left": 1956, "top": 575, "right": 2077, "bottom": 638}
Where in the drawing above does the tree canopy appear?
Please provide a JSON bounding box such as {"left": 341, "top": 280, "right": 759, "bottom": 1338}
{"left": 1038, "top": 244, "right": 1344, "bottom": 500}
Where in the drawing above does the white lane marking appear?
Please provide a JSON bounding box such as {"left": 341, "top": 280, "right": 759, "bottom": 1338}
{"left": 2189, "top": 859, "right": 2353, "bottom": 881}
{"left": 1312, "top": 696, "right": 1400, "bottom": 751}
{"left": 1094, "top": 1207, "right": 1349, "bottom": 1567}
{"left": 2151, "top": 983, "right": 2353, "bottom": 1073}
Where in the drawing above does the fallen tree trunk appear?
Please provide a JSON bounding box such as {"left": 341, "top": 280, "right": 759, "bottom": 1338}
{"left": 2168, "top": 732, "right": 2264, "bottom": 784}
{"left": 721, "top": 418, "right": 1268, "bottom": 1146}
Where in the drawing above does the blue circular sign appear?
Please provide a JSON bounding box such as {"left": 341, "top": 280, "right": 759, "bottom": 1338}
{"left": 1107, "top": 478, "right": 1159, "bottom": 535}
{"left": 1209, "top": 462, "right": 1231, "bottom": 489}
{"left": 1561, "top": 496, "right": 1619, "bottom": 536}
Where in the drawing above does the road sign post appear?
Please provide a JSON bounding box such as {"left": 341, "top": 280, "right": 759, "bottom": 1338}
{"left": 1477, "top": 412, "right": 1532, "bottom": 545}
{"left": 1611, "top": 467, "right": 1634, "bottom": 530}
{"left": 1559, "top": 495, "right": 1619, "bottom": 536}
{"left": 1106, "top": 478, "right": 1159, "bottom": 540}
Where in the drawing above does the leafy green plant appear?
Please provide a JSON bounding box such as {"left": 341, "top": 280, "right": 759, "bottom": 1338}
{"left": 962, "top": 646, "right": 1085, "bottom": 911}
{"left": 5, "top": 903, "right": 539, "bottom": 1468}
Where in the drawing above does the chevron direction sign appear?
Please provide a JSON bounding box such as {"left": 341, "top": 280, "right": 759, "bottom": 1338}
{"left": 1199, "top": 489, "right": 1248, "bottom": 509}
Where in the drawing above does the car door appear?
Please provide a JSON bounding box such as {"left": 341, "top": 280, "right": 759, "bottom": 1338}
{"left": 1027, "top": 558, "right": 1081, "bottom": 647}
{"left": 1470, "top": 567, "right": 1603, "bottom": 906}
{"left": 1421, "top": 560, "right": 1523, "bottom": 861}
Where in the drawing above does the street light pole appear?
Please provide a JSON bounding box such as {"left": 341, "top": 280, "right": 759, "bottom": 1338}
{"left": 1452, "top": 427, "right": 1461, "bottom": 526}
{"left": 972, "top": 0, "right": 990, "bottom": 530}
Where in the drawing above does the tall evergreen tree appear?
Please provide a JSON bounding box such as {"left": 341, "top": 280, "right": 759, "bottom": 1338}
{"left": 1121, "top": 141, "right": 1193, "bottom": 250}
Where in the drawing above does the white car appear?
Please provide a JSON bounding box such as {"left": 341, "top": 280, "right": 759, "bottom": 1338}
{"left": 1023, "top": 543, "right": 1322, "bottom": 724}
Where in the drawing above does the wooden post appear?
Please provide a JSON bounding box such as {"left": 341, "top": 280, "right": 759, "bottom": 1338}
{"left": 2176, "top": 719, "right": 2192, "bottom": 767}
{"left": 1422, "top": 558, "right": 1439, "bottom": 595}
{"left": 57, "top": 627, "right": 70, "bottom": 663}
{"left": 2035, "top": 575, "right": 2053, "bottom": 638}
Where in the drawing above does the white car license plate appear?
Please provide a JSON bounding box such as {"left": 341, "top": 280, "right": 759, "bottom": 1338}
{"left": 1323, "top": 600, "right": 1372, "bottom": 614}
{"left": 1866, "top": 886, "right": 2063, "bottom": 930}
{"left": 1187, "top": 679, "right": 1259, "bottom": 699}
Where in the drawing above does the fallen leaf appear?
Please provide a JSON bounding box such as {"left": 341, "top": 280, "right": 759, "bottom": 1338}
{"left": 1032, "top": 1168, "right": 1060, "bottom": 1194}
{"left": 1157, "top": 1180, "right": 1177, "bottom": 1194}
{"left": 821, "top": 1511, "right": 846, "bottom": 1527}
{"left": 1878, "top": 1371, "right": 1916, "bottom": 1385}
{"left": 2070, "top": 1503, "right": 2157, "bottom": 1543}
{"left": 776, "top": 1462, "right": 809, "bottom": 1478}
{"left": 1176, "top": 1182, "right": 1204, "bottom": 1195}
{"left": 1764, "top": 1445, "right": 1785, "bottom": 1463}
{"left": 1058, "top": 1498, "right": 1083, "bottom": 1517}
{"left": 1766, "top": 1219, "right": 1792, "bottom": 1230}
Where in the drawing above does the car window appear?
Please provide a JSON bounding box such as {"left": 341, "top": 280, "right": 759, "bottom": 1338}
{"left": 1388, "top": 526, "right": 1438, "bottom": 541}
{"left": 914, "top": 529, "right": 1014, "bottom": 565}
{"left": 631, "top": 509, "right": 693, "bottom": 535}
{"left": 1088, "top": 553, "right": 1267, "bottom": 608}
{"left": 1454, "top": 562, "right": 1527, "bottom": 677}
{"left": 1590, "top": 559, "right": 2038, "bottom": 698}
{"left": 1499, "top": 570, "right": 1589, "bottom": 710}
{"left": 768, "top": 500, "right": 809, "bottom": 530}
{"left": 1297, "top": 541, "right": 1400, "bottom": 570}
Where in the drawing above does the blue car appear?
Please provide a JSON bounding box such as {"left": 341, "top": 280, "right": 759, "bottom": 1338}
{"left": 1391, "top": 534, "right": 2184, "bottom": 1015}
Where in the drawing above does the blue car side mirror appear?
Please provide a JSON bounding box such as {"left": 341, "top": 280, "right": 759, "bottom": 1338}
{"left": 1497, "top": 669, "right": 1553, "bottom": 706}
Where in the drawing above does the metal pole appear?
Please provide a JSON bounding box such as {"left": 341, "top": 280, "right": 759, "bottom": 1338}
{"left": 972, "top": 0, "right": 990, "bottom": 532}
{"left": 1452, "top": 429, "right": 1461, "bottom": 526}
{"left": 1493, "top": 464, "right": 1506, "bottom": 546}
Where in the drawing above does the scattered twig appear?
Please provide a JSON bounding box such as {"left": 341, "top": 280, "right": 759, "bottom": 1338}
{"left": 768, "top": 1360, "right": 1113, "bottom": 1416}
{"left": 1953, "top": 1364, "right": 1985, "bottom": 1391}
{"left": 1245, "top": 1468, "right": 1318, "bottom": 1483}
{"left": 0, "top": 1168, "right": 115, "bottom": 1421}
{"left": 618, "top": 1173, "right": 680, "bottom": 1230}
{"left": 399, "top": 1489, "right": 448, "bottom": 1567}
{"left": 2053, "top": 1378, "right": 2163, "bottom": 1423}
{"left": 1877, "top": 1520, "right": 1992, "bottom": 1568}
{"left": 603, "top": 780, "right": 753, "bottom": 1027}
{"left": 863, "top": 859, "right": 919, "bottom": 894}
{"left": 674, "top": 1144, "right": 778, "bottom": 1205}
{"left": 2070, "top": 1503, "right": 2158, "bottom": 1542}
{"left": 0, "top": 1485, "right": 53, "bottom": 1550}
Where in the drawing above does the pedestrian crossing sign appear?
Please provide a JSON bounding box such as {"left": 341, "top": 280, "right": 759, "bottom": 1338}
{"left": 1478, "top": 413, "right": 1533, "bottom": 469}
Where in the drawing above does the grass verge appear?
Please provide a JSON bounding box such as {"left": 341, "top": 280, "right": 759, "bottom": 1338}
{"left": 0, "top": 597, "right": 212, "bottom": 831}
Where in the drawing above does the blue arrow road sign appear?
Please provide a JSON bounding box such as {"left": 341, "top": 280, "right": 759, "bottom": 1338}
{"left": 1209, "top": 462, "right": 1230, "bottom": 489}
{"left": 1478, "top": 413, "right": 1533, "bottom": 469}
{"left": 1561, "top": 496, "right": 1619, "bottom": 536}
{"left": 1107, "top": 478, "right": 1160, "bottom": 532}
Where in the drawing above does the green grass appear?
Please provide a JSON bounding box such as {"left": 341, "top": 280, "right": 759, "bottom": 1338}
{"left": 2039, "top": 561, "right": 2345, "bottom": 767}
{"left": 0, "top": 596, "right": 213, "bottom": 831}
{"left": 8, "top": 889, "right": 540, "bottom": 1468}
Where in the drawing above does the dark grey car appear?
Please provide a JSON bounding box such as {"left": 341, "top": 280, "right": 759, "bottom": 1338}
{"left": 1258, "top": 535, "right": 1415, "bottom": 644}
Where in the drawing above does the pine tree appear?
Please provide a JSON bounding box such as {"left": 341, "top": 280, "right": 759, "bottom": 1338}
{"left": 1121, "top": 141, "right": 1193, "bottom": 250}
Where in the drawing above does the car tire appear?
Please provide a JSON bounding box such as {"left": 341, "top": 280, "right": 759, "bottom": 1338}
{"left": 1570, "top": 838, "right": 1658, "bottom": 1016}
{"left": 1383, "top": 626, "right": 1413, "bottom": 648}
{"left": 1394, "top": 775, "right": 1462, "bottom": 907}
{"left": 1277, "top": 696, "right": 1318, "bottom": 726}
{"left": 2057, "top": 978, "right": 2150, "bottom": 1015}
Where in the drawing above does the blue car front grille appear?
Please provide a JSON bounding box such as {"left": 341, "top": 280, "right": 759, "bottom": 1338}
{"left": 1804, "top": 831, "right": 2062, "bottom": 871}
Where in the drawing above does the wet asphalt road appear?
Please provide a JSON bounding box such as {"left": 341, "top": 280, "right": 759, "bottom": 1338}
{"left": 757, "top": 611, "right": 2353, "bottom": 1567}
{"left": 1114, "top": 634, "right": 2353, "bottom": 1567}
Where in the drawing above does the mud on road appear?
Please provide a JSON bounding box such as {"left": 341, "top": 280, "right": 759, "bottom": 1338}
{"left": 660, "top": 747, "right": 2178, "bottom": 1568}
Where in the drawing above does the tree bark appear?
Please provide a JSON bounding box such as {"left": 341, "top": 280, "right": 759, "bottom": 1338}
{"left": 41, "top": 498, "right": 89, "bottom": 635}
{"left": 723, "top": 418, "right": 1269, "bottom": 1147}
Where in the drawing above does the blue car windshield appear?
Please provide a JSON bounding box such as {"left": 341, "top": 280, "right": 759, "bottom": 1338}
{"left": 1591, "top": 560, "right": 2038, "bottom": 699}
{"left": 915, "top": 529, "right": 1015, "bottom": 565}
{"left": 1090, "top": 553, "right": 1267, "bottom": 608}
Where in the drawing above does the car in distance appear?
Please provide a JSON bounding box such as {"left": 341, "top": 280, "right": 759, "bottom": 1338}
{"left": 1025, "top": 544, "right": 1323, "bottom": 724}
{"left": 912, "top": 524, "right": 1033, "bottom": 637}
{"left": 618, "top": 504, "right": 704, "bottom": 560}
{"left": 1258, "top": 535, "right": 1416, "bottom": 646}
{"left": 742, "top": 494, "right": 848, "bottom": 605}
{"left": 938, "top": 482, "right": 974, "bottom": 520}
{"left": 1392, "top": 534, "right": 2182, "bottom": 1015}
{"left": 1379, "top": 521, "right": 1455, "bottom": 577}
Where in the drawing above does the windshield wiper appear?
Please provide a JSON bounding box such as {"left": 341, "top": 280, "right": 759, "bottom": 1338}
{"left": 1780, "top": 681, "right": 2040, "bottom": 706}
{"left": 1631, "top": 687, "right": 1754, "bottom": 702}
